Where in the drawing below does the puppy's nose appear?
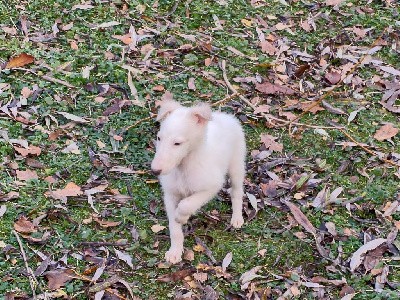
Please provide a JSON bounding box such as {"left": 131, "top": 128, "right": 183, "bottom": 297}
{"left": 151, "top": 169, "right": 162, "bottom": 176}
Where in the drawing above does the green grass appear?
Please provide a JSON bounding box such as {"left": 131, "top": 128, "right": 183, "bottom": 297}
{"left": 1, "top": 0, "right": 399, "bottom": 299}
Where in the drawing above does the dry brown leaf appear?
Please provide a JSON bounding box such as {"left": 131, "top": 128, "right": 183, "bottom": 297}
{"left": 2, "top": 26, "right": 17, "bottom": 35}
{"left": 14, "top": 216, "right": 37, "bottom": 234}
{"left": 5, "top": 53, "right": 35, "bottom": 69}
{"left": 256, "top": 82, "right": 295, "bottom": 95}
{"left": 325, "top": 71, "right": 341, "bottom": 84}
{"left": 16, "top": 169, "right": 38, "bottom": 181}
{"left": 45, "top": 269, "right": 75, "bottom": 290}
{"left": 49, "top": 182, "right": 83, "bottom": 202}
{"left": 260, "top": 134, "right": 283, "bottom": 153}
{"left": 151, "top": 224, "right": 166, "bottom": 233}
{"left": 193, "top": 272, "right": 208, "bottom": 283}
{"left": 93, "top": 215, "right": 121, "bottom": 228}
{"left": 349, "top": 238, "right": 387, "bottom": 272}
{"left": 373, "top": 123, "right": 399, "bottom": 141}
{"left": 112, "top": 33, "right": 132, "bottom": 45}
{"left": 21, "top": 87, "right": 32, "bottom": 98}
{"left": 70, "top": 40, "right": 78, "bottom": 50}
{"left": 157, "top": 268, "right": 195, "bottom": 282}
{"left": 260, "top": 41, "right": 277, "bottom": 55}
{"left": 14, "top": 145, "right": 41, "bottom": 157}
{"left": 300, "top": 101, "right": 325, "bottom": 114}
{"left": 188, "top": 77, "right": 196, "bottom": 91}
{"left": 326, "top": 0, "right": 345, "bottom": 5}
{"left": 286, "top": 201, "right": 316, "bottom": 235}
{"left": 253, "top": 105, "right": 270, "bottom": 114}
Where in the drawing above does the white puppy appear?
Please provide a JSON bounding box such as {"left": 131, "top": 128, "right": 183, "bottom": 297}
{"left": 151, "top": 100, "right": 246, "bottom": 264}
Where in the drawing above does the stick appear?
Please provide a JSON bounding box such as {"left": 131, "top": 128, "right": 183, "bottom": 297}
{"left": 78, "top": 241, "right": 128, "bottom": 247}
{"left": 13, "top": 230, "right": 38, "bottom": 299}
{"left": 337, "top": 127, "right": 400, "bottom": 167}
{"left": 124, "top": 116, "right": 152, "bottom": 131}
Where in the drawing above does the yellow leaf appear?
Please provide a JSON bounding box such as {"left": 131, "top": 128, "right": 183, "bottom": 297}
{"left": 241, "top": 19, "right": 253, "bottom": 27}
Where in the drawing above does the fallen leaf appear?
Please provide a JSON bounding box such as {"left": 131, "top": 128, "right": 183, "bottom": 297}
{"left": 326, "top": 0, "right": 345, "bottom": 6}
{"left": 240, "top": 266, "right": 262, "bottom": 290}
{"left": 260, "top": 134, "right": 283, "bottom": 153}
{"left": 57, "top": 111, "right": 89, "bottom": 123}
{"left": 260, "top": 41, "right": 277, "bottom": 55}
{"left": 193, "top": 272, "right": 208, "bottom": 283}
{"left": 151, "top": 224, "right": 166, "bottom": 233}
{"left": 379, "top": 66, "right": 400, "bottom": 76}
{"left": 157, "top": 268, "right": 195, "bottom": 282}
{"left": 115, "top": 249, "right": 134, "bottom": 269}
{"left": 184, "top": 249, "right": 195, "bottom": 261}
{"left": 373, "top": 123, "right": 398, "bottom": 141}
{"left": 254, "top": 105, "right": 270, "bottom": 114}
{"left": 21, "top": 87, "right": 32, "bottom": 98}
{"left": 0, "top": 205, "right": 6, "bottom": 217}
{"left": 16, "top": 169, "right": 38, "bottom": 181}
{"left": 72, "top": 4, "right": 94, "bottom": 10}
{"left": 285, "top": 201, "right": 316, "bottom": 235}
{"left": 61, "top": 142, "right": 81, "bottom": 154}
{"left": 349, "top": 238, "right": 387, "bottom": 272}
{"left": 256, "top": 82, "right": 295, "bottom": 95}
{"left": 5, "top": 53, "right": 35, "bottom": 69}
{"left": 45, "top": 269, "right": 75, "bottom": 290}
{"left": 93, "top": 21, "right": 120, "bottom": 29}
{"left": 93, "top": 215, "right": 121, "bottom": 228}
{"left": 2, "top": 26, "right": 17, "bottom": 35}
{"left": 325, "top": 71, "right": 341, "bottom": 84}
{"left": 221, "top": 252, "right": 233, "bottom": 272}
{"left": 70, "top": 40, "right": 79, "bottom": 50}
{"left": 294, "top": 64, "right": 310, "bottom": 78}
{"left": 246, "top": 193, "right": 258, "bottom": 212}
{"left": 14, "top": 216, "right": 37, "bottom": 233}
{"left": 14, "top": 145, "right": 41, "bottom": 157}
{"left": 188, "top": 77, "right": 196, "bottom": 91}
{"left": 322, "top": 100, "right": 346, "bottom": 115}
{"left": 49, "top": 182, "right": 83, "bottom": 202}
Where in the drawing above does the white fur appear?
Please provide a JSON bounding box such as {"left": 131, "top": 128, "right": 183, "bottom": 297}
{"left": 151, "top": 101, "right": 246, "bottom": 264}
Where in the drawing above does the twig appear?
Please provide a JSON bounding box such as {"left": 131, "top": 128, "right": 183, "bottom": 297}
{"left": 12, "top": 67, "right": 76, "bottom": 88}
{"left": 337, "top": 127, "right": 400, "bottom": 167}
{"left": 12, "top": 230, "right": 38, "bottom": 299}
{"left": 78, "top": 241, "right": 128, "bottom": 247}
{"left": 124, "top": 116, "right": 152, "bottom": 131}
{"left": 211, "top": 92, "right": 241, "bottom": 107}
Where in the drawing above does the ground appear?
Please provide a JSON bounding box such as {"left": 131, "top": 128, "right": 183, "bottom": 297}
{"left": 0, "top": 0, "right": 399, "bottom": 299}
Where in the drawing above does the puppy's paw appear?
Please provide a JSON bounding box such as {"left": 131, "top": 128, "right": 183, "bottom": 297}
{"left": 175, "top": 206, "right": 190, "bottom": 224}
{"left": 174, "top": 212, "right": 189, "bottom": 224}
{"left": 230, "top": 214, "right": 244, "bottom": 228}
{"left": 165, "top": 248, "right": 183, "bottom": 264}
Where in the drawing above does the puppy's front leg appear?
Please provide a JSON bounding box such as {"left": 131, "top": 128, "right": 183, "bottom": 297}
{"left": 164, "top": 193, "right": 184, "bottom": 264}
{"left": 175, "top": 188, "right": 220, "bottom": 224}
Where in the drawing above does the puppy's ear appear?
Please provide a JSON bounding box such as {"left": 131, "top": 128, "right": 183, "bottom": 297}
{"left": 191, "top": 102, "right": 212, "bottom": 125}
{"left": 156, "top": 100, "right": 181, "bottom": 121}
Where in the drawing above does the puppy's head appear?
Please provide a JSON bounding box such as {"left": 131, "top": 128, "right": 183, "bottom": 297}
{"left": 151, "top": 101, "right": 212, "bottom": 175}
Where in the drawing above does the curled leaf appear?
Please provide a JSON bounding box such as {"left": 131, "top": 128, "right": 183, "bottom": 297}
{"left": 349, "top": 238, "right": 386, "bottom": 272}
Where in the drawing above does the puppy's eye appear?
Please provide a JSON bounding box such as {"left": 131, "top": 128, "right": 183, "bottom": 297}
{"left": 157, "top": 136, "right": 161, "bottom": 141}
{"left": 174, "top": 142, "right": 181, "bottom": 146}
